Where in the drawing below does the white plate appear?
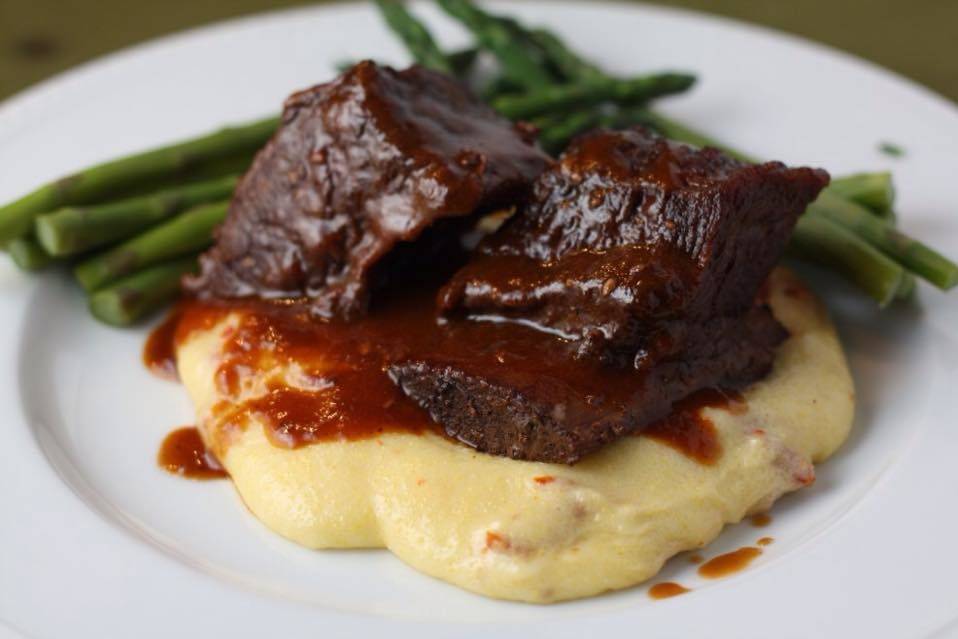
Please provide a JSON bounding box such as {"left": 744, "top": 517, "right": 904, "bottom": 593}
{"left": 2, "top": 2, "right": 957, "bottom": 637}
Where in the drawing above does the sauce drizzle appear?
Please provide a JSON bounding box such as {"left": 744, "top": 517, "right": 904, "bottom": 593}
{"left": 643, "top": 388, "right": 742, "bottom": 464}
{"left": 698, "top": 546, "right": 762, "bottom": 579}
{"left": 159, "top": 293, "right": 740, "bottom": 464}
{"left": 749, "top": 513, "right": 772, "bottom": 527}
{"left": 143, "top": 308, "right": 182, "bottom": 380}
{"left": 648, "top": 582, "right": 691, "bottom": 599}
{"left": 158, "top": 426, "right": 227, "bottom": 480}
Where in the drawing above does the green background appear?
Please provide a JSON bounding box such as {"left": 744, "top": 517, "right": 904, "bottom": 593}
{"left": 1, "top": 0, "right": 956, "bottom": 103}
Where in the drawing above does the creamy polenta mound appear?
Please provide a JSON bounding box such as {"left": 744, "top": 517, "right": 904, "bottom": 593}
{"left": 177, "top": 268, "right": 853, "bottom": 603}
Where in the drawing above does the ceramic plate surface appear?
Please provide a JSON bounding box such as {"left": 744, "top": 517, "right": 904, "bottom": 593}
{"left": 1, "top": 2, "right": 957, "bottom": 637}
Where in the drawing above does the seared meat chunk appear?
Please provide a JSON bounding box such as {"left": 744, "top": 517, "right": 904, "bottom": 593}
{"left": 391, "top": 128, "right": 829, "bottom": 463}
{"left": 185, "top": 61, "right": 549, "bottom": 318}
{"left": 389, "top": 305, "right": 786, "bottom": 463}
{"left": 440, "top": 127, "right": 829, "bottom": 366}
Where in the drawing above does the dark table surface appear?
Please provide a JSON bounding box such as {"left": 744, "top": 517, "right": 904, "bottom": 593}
{"left": 1, "top": 0, "right": 956, "bottom": 104}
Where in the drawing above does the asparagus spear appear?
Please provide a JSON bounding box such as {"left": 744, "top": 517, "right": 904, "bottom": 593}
{"left": 828, "top": 172, "right": 895, "bottom": 220}
{"left": 481, "top": 76, "right": 522, "bottom": 101}
{"left": 896, "top": 272, "right": 917, "bottom": 301}
{"left": 536, "top": 110, "right": 603, "bottom": 154}
{"left": 373, "top": 0, "right": 453, "bottom": 73}
{"left": 36, "top": 175, "right": 238, "bottom": 257}
{"left": 492, "top": 74, "right": 696, "bottom": 120}
{"left": 0, "top": 117, "right": 277, "bottom": 245}
{"left": 526, "top": 28, "right": 604, "bottom": 82}
{"left": 8, "top": 237, "right": 53, "bottom": 271}
{"left": 447, "top": 47, "right": 480, "bottom": 76}
{"left": 437, "top": 0, "right": 555, "bottom": 89}
{"left": 810, "top": 191, "right": 958, "bottom": 290}
{"left": 74, "top": 201, "right": 226, "bottom": 292}
{"left": 88, "top": 257, "right": 198, "bottom": 326}
{"left": 789, "top": 214, "right": 906, "bottom": 307}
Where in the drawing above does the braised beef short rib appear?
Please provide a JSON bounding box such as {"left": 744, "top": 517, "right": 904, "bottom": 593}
{"left": 185, "top": 61, "right": 549, "bottom": 318}
{"left": 390, "top": 128, "right": 829, "bottom": 462}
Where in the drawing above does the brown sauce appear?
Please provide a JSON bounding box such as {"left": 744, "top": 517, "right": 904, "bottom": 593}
{"left": 143, "top": 308, "right": 182, "bottom": 380}
{"left": 648, "top": 582, "right": 691, "bottom": 599}
{"left": 642, "top": 388, "right": 743, "bottom": 464}
{"left": 158, "top": 427, "right": 227, "bottom": 480}
{"left": 688, "top": 553, "right": 704, "bottom": 564}
{"left": 749, "top": 513, "right": 772, "bottom": 527}
{"left": 149, "top": 286, "right": 748, "bottom": 463}
{"left": 757, "top": 536, "right": 774, "bottom": 546}
{"left": 698, "top": 546, "right": 762, "bottom": 579}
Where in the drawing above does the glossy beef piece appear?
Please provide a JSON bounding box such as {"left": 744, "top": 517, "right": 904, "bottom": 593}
{"left": 392, "top": 129, "right": 829, "bottom": 463}
{"left": 185, "top": 61, "right": 549, "bottom": 318}
{"left": 440, "top": 127, "right": 829, "bottom": 366}
{"left": 389, "top": 304, "right": 786, "bottom": 464}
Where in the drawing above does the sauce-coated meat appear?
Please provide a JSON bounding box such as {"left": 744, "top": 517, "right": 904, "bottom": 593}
{"left": 391, "top": 128, "right": 829, "bottom": 462}
{"left": 185, "top": 61, "right": 549, "bottom": 318}
{"left": 440, "top": 127, "right": 830, "bottom": 367}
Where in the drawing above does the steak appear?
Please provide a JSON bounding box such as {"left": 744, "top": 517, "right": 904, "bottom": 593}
{"left": 390, "top": 128, "right": 829, "bottom": 463}
{"left": 185, "top": 61, "right": 550, "bottom": 318}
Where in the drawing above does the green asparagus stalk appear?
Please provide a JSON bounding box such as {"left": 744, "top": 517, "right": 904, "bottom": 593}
{"left": 828, "top": 172, "right": 895, "bottom": 220}
{"left": 481, "top": 76, "right": 522, "bottom": 101}
{"left": 0, "top": 117, "right": 277, "bottom": 245}
{"left": 373, "top": 0, "right": 453, "bottom": 73}
{"left": 36, "top": 175, "right": 238, "bottom": 257}
{"left": 789, "top": 214, "right": 906, "bottom": 307}
{"left": 536, "top": 110, "right": 603, "bottom": 154}
{"left": 896, "top": 272, "right": 917, "bottom": 301}
{"left": 809, "top": 191, "right": 958, "bottom": 290}
{"left": 447, "top": 47, "right": 480, "bottom": 76}
{"left": 8, "top": 237, "right": 54, "bottom": 271}
{"left": 437, "top": 0, "right": 555, "bottom": 89}
{"left": 88, "top": 256, "right": 198, "bottom": 326}
{"left": 526, "top": 28, "right": 605, "bottom": 83}
{"left": 74, "top": 201, "right": 226, "bottom": 292}
{"left": 492, "top": 74, "right": 696, "bottom": 120}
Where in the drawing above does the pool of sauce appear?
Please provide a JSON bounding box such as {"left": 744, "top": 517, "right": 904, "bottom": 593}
{"left": 648, "top": 582, "right": 691, "bottom": 599}
{"left": 146, "top": 283, "right": 752, "bottom": 463}
{"left": 698, "top": 546, "right": 763, "bottom": 579}
{"left": 158, "top": 426, "right": 227, "bottom": 479}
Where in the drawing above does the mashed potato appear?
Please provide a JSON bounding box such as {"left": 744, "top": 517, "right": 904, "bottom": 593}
{"left": 176, "top": 268, "right": 853, "bottom": 603}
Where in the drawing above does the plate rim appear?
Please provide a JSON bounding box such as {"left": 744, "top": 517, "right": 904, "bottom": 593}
{"left": 2, "top": 2, "right": 958, "bottom": 638}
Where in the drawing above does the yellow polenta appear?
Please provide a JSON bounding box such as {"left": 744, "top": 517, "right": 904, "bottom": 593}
{"left": 177, "top": 268, "right": 853, "bottom": 603}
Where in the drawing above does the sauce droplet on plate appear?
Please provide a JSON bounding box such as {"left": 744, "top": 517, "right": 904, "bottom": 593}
{"left": 698, "top": 546, "right": 762, "bottom": 579}
{"left": 158, "top": 426, "right": 227, "bottom": 480}
{"left": 749, "top": 512, "right": 772, "bottom": 527}
{"left": 757, "top": 536, "right": 774, "bottom": 546}
{"left": 649, "top": 582, "right": 691, "bottom": 599}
